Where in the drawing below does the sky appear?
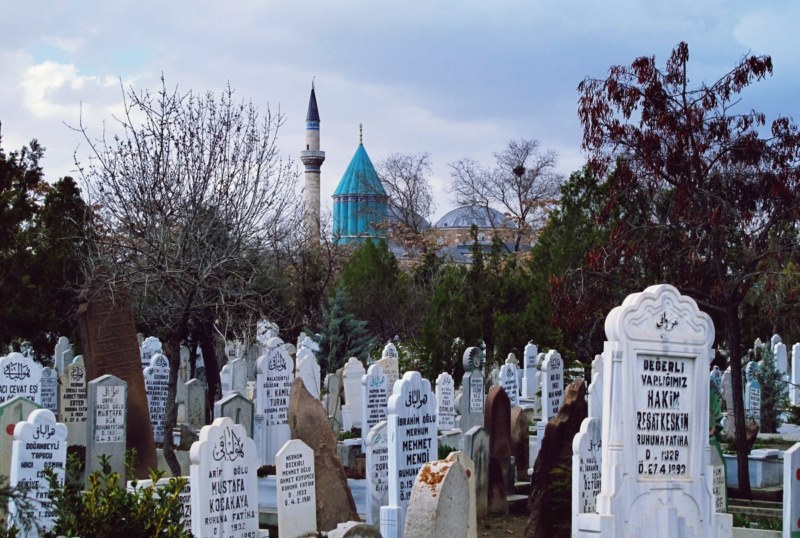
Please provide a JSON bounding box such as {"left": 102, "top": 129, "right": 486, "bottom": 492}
{"left": 2, "top": 1, "right": 799, "bottom": 221}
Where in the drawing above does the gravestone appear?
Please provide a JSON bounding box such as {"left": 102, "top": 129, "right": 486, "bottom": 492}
{"left": 435, "top": 372, "right": 456, "bottom": 431}
{"left": 775, "top": 341, "right": 788, "bottom": 377}
{"left": 86, "top": 375, "right": 127, "bottom": 478}
{"left": 792, "top": 343, "right": 800, "bottom": 406}
{"left": 572, "top": 284, "right": 731, "bottom": 537}
{"left": 189, "top": 417, "right": 258, "bottom": 537}
{"left": 40, "top": 367, "right": 57, "bottom": 414}
{"left": 140, "top": 336, "right": 163, "bottom": 369}
{"left": 445, "top": 451, "right": 477, "bottom": 538}
{"left": 710, "top": 365, "right": 723, "bottom": 393}
{"left": 214, "top": 393, "right": 254, "bottom": 439}
{"left": 463, "top": 426, "right": 489, "bottom": 518}
{"left": 229, "top": 357, "right": 247, "bottom": 397}
{"left": 0, "top": 352, "right": 42, "bottom": 405}
{"left": 255, "top": 337, "right": 294, "bottom": 466}
{"left": 745, "top": 361, "right": 761, "bottom": 425}
{"left": 488, "top": 367, "right": 499, "bottom": 387}
{"left": 510, "top": 406, "right": 529, "bottom": 477}
{"left": 459, "top": 347, "right": 485, "bottom": 433}
{"left": 484, "top": 385, "right": 511, "bottom": 514}
{"left": 75, "top": 269, "right": 157, "bottom": 477}
{"left": 128, "top": 477, "right": 191, "bottom": 531}
{"left": 8, "top": 409, "right": 67, "bottom": 537}
{"left": 341, "top": 357, "right": 366, "bottom": 432}
{"left": 380, "top": 371, "right": 438, "bottom": 538}
{"left": 710, "top": 438, "right": 727, "bottom": 513}
{"left": 59, "top": 355, "right": 88, "bottom": 446}
{"left": 362, "top": 363, "right": 389, "bottom": 436}
{"left": 220, "top": 363, "right": 232, "bottom": 395}
{"left": 0, "top": 397, "right": 41, "bottom": 483}
{"left": 588, "top": 354, "right": 603, "bottom": 421}
{"left": 185, "top": 378, "right": 206, "bottom": 430}
{"left": 572, "top": 416, "right": 602, "bottom": 533}
{"left": 53, "top": 336, "right": 73, "bottom": 376}
{"left": 721, "top": 366, "right": 735, "bottom": 438}
{"left": 324, "top": 372, "right": 342, "bottom": 421}
{"left": 275, "top": 439, "right": 317, "bottom": 538}
{"left": 521, "top": 341, "right": 539, "bottom": 399}
{"left": 377, "top": 342, "right": 401, "bottom": 393}
{"left": 365, "top": 421, "right": 389, "bottom": 525}
{"left": 783, "top": 442, "right": 800, "bottom": 537}
{"left": 403, "top": 459, "right": 469, "bottom": 538}
{"left": 296, "top": 348, "right": 321, "bottom": 399}
{"left": 499, "top": 362, "right": 519, "bottom": 407}
{"left": 541, "top": 349, "right": 564, "bottom": 419}
{"left": 143, "top": 353, "right": 170, "bottom": 443}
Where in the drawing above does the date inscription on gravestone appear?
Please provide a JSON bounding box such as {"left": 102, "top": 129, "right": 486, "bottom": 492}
{"left": 95, "top": 385, "right": 125, "bottom": 444}
{"left": 636, "top": 355, "right": 692, "bottom": 479}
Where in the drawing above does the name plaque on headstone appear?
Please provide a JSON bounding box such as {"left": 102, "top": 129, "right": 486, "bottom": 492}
{"left": 635, "top": 355, "right": 692, "bottom": 479}
{"left": 94, "top": 384, "right": 126, "bottom": 444}
{"left": 469, "top": 377, "right": 484, "bottom": 414}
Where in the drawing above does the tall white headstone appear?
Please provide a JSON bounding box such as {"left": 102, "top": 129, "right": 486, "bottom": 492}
{"left": 189, "top": 417, "right": 258, "bottom": 537}
{"left": 435, "top": 372, "right": 456, "bottom": 431}
{"left": 143, "top": 353, "right": 170, "bottom": 443}
{"left": 341, "top": 357, "right": 366, "bottom": 432}
{"left": 572, "top": 416, "right": 602, "bottom": 533}
{"left": 40, "top": 367, "right": 57, "bottom": 414}
{"left": 362, "top": 363, "right": 389, "bottom": 436}
{"left": 572, "top": 284, "right": 731, "bottom": 538}
{"left": 521, "top": 341, "right": 539, "bottom": 400}
{"left": 296, "top": 348, "right": 321, "bottom": 399}
{"left": 0, "top": 352, "right": 42, "bottom": 405}
{"left": 783, "top": 442, "right": 800, "bottom": 538}
{"left": 275, "top": 439, "right": 317, "bottom": 538}
{"left": 541, "top": 349, "right": 564, "bottom": 420}
{"left": 745, "top": 360, "right": 761, "bottom": 425}
{"left": 774, "top": 341, "right": 788, "bottom": 377}
{"left": 791, "top": 343, "right": 800, "bottom": 406}
{"left": 459, "top": 347, "right": 485, "bottom": 434}
{"left": 365, "top": 420, "right": 389, "bottom": 526}
{"left": 86, "top": 375, "right": 127, "bottom": 478}
{"left": 59, "top": 355, "right": 88, "bottom": 446}
{"left": 498, "top": 362, "right": 519, "bottom": 407}
{"left": 255, "top": 337, "right": 294, "bottom": 466}
{"left": 380, "top": 371, "right": 437, "bottom": 538}
{"left": 8, "top": 409, "right": 67, "bottom": 537}
{"left": 377, "top": 342, "right": 400, "bottom": 393}
{"left": 53, "top": 336, "right": 73, "bottom": 376}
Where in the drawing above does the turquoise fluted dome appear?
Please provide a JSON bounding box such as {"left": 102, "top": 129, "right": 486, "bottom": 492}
{"left": 333, "top": 143, "right": 388, "bottom": 244}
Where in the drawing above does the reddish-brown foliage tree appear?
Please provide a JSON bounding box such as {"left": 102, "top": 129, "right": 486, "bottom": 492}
{"left": 575, "top": 42, "right": 800, "bottom": 497}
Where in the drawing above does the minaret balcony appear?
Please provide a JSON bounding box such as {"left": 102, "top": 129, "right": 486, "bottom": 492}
{"left": 300, "top": 150, "right": 326, "bottom": 167}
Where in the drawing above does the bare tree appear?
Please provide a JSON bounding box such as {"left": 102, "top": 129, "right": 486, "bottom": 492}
{"left": 377, "top": 152, "right": 435, "bottom": 235}
{"left": 449, "top": 138, "right": 562, "bottom": 251}
{"left": 76, "top": 78, "right": 300, "bottom": 475}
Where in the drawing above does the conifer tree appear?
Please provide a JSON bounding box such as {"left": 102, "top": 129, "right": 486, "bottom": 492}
{"left": 314, "top": 283, "right": 375, "bottom": 377}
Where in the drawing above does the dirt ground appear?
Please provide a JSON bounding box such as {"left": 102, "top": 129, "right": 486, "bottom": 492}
{"left": 478, "top": 513, "right": 529, "bottom": 537}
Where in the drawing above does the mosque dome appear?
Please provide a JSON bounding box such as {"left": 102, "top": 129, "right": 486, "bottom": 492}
{"left": 435, "top": 205, "right": 517, "bottom": 229}
{"left": 333, "top": 143, "right": 386, "bottom": 197}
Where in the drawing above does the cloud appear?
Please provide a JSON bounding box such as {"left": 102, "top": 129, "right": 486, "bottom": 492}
{"left": 733, "top": 5, "right": 800, "bottom": 68}
{"left": 20, "top": 61, "right": 117, "bottom": 120}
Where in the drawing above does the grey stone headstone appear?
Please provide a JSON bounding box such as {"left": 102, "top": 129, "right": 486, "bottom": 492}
{"left": 214, "top": 392, "right": 254, "bottom": 439}
{"left": 59, "top": 355, "right": 88, "bottom": 446}
{"left": 40, "top": 367, "right": 58, "bottom": 414}
{"left": 365, "top": 420, "right": 389, "bottom": 525}
{"left": 185, "top": 378, "right": 206, "bottom": 430}
{"left": 53, "top": 336, "right": 73, "bottom": 376}
{"left": 86, "top": 375, "right": 127, "bottom": 479}
{"left": 459, "top": 347, "right": 485, "bottom": 433}
{"left": 144, "top": 353, "right": 170, "bottom": 443}
{"left": 230, "top": 357, "right": 247, "bottom": 396}
{"left": 435, "top": 372, "right": 456, "bottom": 431}
{"left": 463, "top": 425, "right": 489, "bottom": 518}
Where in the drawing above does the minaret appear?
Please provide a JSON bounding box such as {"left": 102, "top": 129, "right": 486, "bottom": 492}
{"left": 300, "top": 82, "right": 325, "bottom": 241}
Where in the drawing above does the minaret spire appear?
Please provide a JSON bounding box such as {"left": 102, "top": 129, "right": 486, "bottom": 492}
{"left": 300, "top": 82, "right": 325, "bottom": 242}
{"left": 359, "top": 123, "right": 363, "bottom": 145}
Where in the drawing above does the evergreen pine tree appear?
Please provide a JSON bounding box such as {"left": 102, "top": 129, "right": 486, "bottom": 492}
{"left": 314, "top": 283, "right": 375, "bottom": 377}
{"left": 757, "top": 344, "right": 788, "bottom": 433}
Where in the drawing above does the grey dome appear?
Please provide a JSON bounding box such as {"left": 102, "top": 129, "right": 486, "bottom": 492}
{"left": 435, "top": 205, "right": 516, "bottom": 229}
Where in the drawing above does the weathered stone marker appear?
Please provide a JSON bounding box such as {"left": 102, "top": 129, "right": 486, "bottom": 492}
{"left": 213, "top": 392, "right": 254, "bottom": 439}
{"left": 59, "top": 355, "right": 88, "bottom": 446}
{"left": 459, "top": 347, "right": 485, "bottom": 433}
{"left": 365, "top": 420, "right": 389, "bottom": 526}
{"left": 403, "top": 459, "right": 469, "bottom": 538}
{"left": 40, "top": 367, "right": 57, "bottom": 414}
{"left": 435, "top": 371, "right": 456, "bottom": 431}
{"left": 143, "top": 353, "right": 170, "bottom": 443}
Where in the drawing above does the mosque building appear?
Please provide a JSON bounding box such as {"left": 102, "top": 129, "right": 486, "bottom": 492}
{"left": 301, "top": 85, "right": 526, "bottom": 260}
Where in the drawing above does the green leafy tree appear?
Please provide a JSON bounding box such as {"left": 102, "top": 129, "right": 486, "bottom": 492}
{"left": 315, "top": 283, "right": 375, "bottom": 377}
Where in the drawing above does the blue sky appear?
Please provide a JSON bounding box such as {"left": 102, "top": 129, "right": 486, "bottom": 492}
{"left": 2, "top": 1, "right": 798, "bottom": 219}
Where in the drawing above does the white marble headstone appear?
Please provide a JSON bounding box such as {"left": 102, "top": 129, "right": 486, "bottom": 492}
{"left": 189, "top": 417, "right": 258, "bottom": 537}
{"left": 40, "top": 367, "right": 57, "bottom": 414}
{"left": 541, "top": 349, "right": 564, "bottom": 420}
{"left": 296, "top": 348, "right": 321, "bottom": 399}
{"left": 59, "top": 356, "right": 87, "bottom": 446}
{"left": 792, "top": 343, "right": 800, "bottom": 406}
{"left": 435, "top": 372, "right": 456, "bottom": 431}
{"left": 365, "top": 420, "right": 389, "bottom": 526}
{"left": 140, "top": 336, "right": 163, "bottom": 369}
{"left": 362, "top": 363, "right": 388, "bottom": 436}
{"left": 498, "top": 362, "right": 519, "bottom": 407}
{"left": 255, "top": 337, "right": 294, "bottom": 466}
{"left": 572, "top": 416, "right": 602, "bottom": 531}
{"left": 275, "top": 439, "right": 317, "bottom": 538}
{"left": 9, "top": 409, "right": 67, "bottom": 537}
{"left": 377, "top": 342, "right": 400, "bottom": 393}
{"left": 521, "top": 341, "right": 538, "bottom": 400}
{"left": 86, "top": 375, "right": 127, "bottom": 478}
{"left": 783, "top": 442, "right": 800, "bottom": 536}
{"left": 144, "top": 353, "right": 170, "bottom": 443}
{"left": 342, "top": 357, "right": 366, "bottom": 431}
{"left": 0, "top": 352, "right": 42, "bottom": 405}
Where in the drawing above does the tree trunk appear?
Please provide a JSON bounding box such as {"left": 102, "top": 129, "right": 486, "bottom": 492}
{"left": 162, "top": 328, "right": 186, "bottom": 477}
{"left": 198, "top": 322, "right": 221, "bottom": 425}
{"left": 727, "top": 303, "right": 752, "bottom": 497}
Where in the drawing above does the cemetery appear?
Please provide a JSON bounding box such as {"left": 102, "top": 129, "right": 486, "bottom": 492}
{"left": 2, "top": 283, "right": 800, "bottom": 537}
{"left": 2, "top": 39, "right": 800, "bottom": 538}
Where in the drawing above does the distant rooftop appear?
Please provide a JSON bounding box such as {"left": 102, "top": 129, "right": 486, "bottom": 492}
{"left": 435, "top": 204, "right": 517, "bottom": 229}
